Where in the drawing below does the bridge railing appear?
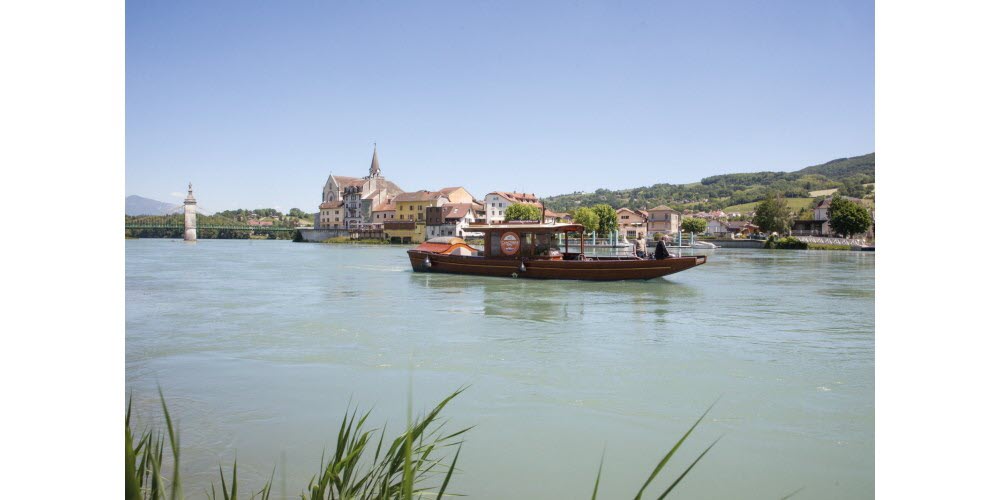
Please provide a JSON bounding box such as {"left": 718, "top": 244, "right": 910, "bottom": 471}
{"left": 124, "top": 223, "right": 297, "bottom": 231}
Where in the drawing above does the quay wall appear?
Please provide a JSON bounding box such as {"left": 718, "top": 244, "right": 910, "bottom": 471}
{"left": 297, "top": 228, "right": 385, "bottom": 242}
{"left": 702, "top": 239, "right": 766, "bottom": 249}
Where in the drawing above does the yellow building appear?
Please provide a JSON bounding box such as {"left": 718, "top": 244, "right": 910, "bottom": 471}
{"left": 384, "top": 190, "right": 448, "bottom": 243}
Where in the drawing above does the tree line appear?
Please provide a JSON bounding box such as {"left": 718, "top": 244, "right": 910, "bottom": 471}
{"left": 751, "top": 193, "right": 873, "bottom": 237}
{"left": 540, "top": 153, "right": 875, "bottom": 212}
{"left": 505, "top": 193, "right": 874, "bottom": 240}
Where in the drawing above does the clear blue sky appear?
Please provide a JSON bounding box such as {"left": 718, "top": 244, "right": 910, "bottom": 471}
{"left": 126, "top": 0, "right": 873, "bottom": 213}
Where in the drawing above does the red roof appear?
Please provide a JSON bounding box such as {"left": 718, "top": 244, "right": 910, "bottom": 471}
{"left": 372, "top": 201, "right": 396, "bottom": 212}
{"left": 394, "top": 190, "right": 444, "bottom": 202}
{"left": 441, "top": 203, "right": 480, "bottom": 220}
{"left": 489, "top": 191, "right": 542, "bottom": 206}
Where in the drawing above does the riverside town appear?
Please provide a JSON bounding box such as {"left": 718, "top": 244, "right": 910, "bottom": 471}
{"left": 127, "top": 145, "right": 874, "bottom": 253}
{"left": 303, "top": 146, "right": 874, "bottom": 251}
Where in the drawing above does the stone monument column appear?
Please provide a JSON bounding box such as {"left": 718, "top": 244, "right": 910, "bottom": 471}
{"left": 184, "top": 182, "right": 197, "bottom": 242}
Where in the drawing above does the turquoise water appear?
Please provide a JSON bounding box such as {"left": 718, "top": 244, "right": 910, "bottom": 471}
{"left": 126, "top": 239, "right": 874, "bottom": 499}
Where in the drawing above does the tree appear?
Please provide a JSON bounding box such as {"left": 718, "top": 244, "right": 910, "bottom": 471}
{"left": 591, "top": 204, "right": 617, "bottom": 236}
{"left": 680, "top": 217, "right": 707, "bottom": 234}
{"left": 572, "top": 207, "right": 599, "bottom": 233}
{"left": 288, "top": 208, "right": 307, "bottom": 218}
{"left": 828, "top": 196, "right": 873, "bottom": 237}
{"left": 752, "top": 193, "right": 793, "bottom": 234}
{"left": 504, "top": 202, "right": 541, "bottom": 222}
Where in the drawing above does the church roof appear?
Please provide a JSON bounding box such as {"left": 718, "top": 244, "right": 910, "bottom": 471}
{"left": 370, "top": 145, "right": 381, "bottom": 176}
{"left": 328, "top": 175, "right": 365, "bottom": 188}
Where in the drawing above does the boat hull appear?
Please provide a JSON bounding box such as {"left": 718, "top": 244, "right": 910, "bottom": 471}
{"left": 408, "top": 251, "right": 707, "bottom": 281}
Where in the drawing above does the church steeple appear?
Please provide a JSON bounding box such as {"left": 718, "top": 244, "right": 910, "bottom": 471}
{"left": 369, "top": 143, "right": 382, "bottom": 177}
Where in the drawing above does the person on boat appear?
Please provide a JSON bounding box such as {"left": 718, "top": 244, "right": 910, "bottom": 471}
{"left": 654, "top": 235, "right": 673, "bottom": 260}
{"left": 634, "top": 238, "right": 647, "bottom": 259}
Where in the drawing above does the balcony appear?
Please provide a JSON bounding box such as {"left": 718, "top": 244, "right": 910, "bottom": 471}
{"left": 384, "top": 221, "right": 416, "bottom": 231}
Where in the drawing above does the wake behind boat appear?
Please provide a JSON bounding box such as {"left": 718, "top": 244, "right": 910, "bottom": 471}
{"left": 407, "top": 223, "right": 706, "bottom": 281}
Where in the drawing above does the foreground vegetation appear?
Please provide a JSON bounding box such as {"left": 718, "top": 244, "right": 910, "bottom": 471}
{"left": 127, "top": 389, "right": 728, "bottom": 499}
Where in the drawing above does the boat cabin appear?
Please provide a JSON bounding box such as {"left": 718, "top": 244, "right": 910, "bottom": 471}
{"left": 473, "top": 222, "right": 587, "bottom": 261}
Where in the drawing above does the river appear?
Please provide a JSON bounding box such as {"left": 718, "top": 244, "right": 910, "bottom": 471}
{"left": 125, "top": 239, "right": 874, "bottom": 499}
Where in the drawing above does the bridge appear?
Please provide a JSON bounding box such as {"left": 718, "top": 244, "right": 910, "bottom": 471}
{"left": 124, "top": 223, "right": 297, "bottom": 233}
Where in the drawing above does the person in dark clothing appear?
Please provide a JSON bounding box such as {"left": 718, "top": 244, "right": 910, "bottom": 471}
{"left": 654, "top": 236, "right": 671, "bottom": 260}
{"left": 653, "top": 235, "right": 673, "bottom": 260}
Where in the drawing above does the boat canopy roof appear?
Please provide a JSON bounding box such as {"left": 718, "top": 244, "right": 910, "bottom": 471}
{"left": 425, "top": 236, "right": 469, "bottom": 245}
{"left": 467, "top": 222, "right": 584, "bottom": 233}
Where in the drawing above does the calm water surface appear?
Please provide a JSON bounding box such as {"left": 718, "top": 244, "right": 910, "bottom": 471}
{"left": 126, "top": 239, "right": 874, "bottom": 499}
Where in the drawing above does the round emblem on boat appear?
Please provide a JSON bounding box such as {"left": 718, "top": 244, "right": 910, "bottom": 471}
{"left": 499, "top": 232, "right": 520, "bottom": 256}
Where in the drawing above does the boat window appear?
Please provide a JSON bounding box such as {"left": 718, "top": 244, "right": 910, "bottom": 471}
{"left": 490, "top": 233, "right": 502, "bottom": 256}
{"left": 534, "top": 233, "right": 554, "bottom": 255}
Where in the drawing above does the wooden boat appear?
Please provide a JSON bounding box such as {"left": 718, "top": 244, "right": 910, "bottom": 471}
{"left": 407, "top": 223, "right": 706, "bottom": 281}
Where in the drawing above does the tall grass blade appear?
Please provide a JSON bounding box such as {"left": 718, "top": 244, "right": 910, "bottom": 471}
{"left": 126, "top": 395, "right": 143, "bottom": 500}
{"left": 655, "top": 437, "right": 721, "bottom": 499}
{"left": 591, "top": 448, "right": 606, "bottom": 500}
{"left": 634, "top": 400, "right": 717, "bottom": 499}
{"left": 403, "top": 381, "right": 414, "bottom": 500}
{"left": 218, "top": 465, "right": 230, "bottom": 500}
{"left": 230, "top": 456, "right": 238, "bottom": 500}
{"left": 158, "top": 386, "right": 183, "bottom": 500}
{"left": 780, "top": 486, "right": 805, "bottom": 499}
{"left": 435, "top": 443, "right": 461, "bottom": 500}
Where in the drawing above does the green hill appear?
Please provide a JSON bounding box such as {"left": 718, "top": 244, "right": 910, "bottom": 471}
{"left": 722, "top": 198, "right": 817, "bottom": 214}
{"left": 541, "top": 153, "right": 875, "bottom": 212}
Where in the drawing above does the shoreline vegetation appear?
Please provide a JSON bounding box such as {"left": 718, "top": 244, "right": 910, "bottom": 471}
{"left": 127, "top": 388, "right": 730, "bottom": 500}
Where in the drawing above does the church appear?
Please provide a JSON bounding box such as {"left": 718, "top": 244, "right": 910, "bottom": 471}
{"left": 317, "top": 145, "right": 405, "bottom": 229}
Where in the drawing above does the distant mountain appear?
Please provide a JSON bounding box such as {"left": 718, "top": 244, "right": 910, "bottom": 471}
{"left": 126, "top": 195, "right": 179, "bottom": 216}
{"left": 541, "top": 153, "right": 875, "bottom": 212}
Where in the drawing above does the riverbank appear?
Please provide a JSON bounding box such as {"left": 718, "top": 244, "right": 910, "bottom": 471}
{"left": 700, "top": 237, "right": 857, "bottom": 251}
{"left": 322, "top": 236, "right": 390, "bottom": 245}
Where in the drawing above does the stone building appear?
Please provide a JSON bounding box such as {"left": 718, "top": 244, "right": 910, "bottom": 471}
{"left": 371, "top": 200, "right": 397, "bottom": 227}
{"left": 646, "top": 205, "right": 681, "bottom": 236}
{"left": 616, "top": 208, "right": 648, "bottom": 240}
{"left": 317, "top": 145, "right": 404, "bottom": 229}
{"left": 426, "top": 202, "right": 485, "bottom": 239}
